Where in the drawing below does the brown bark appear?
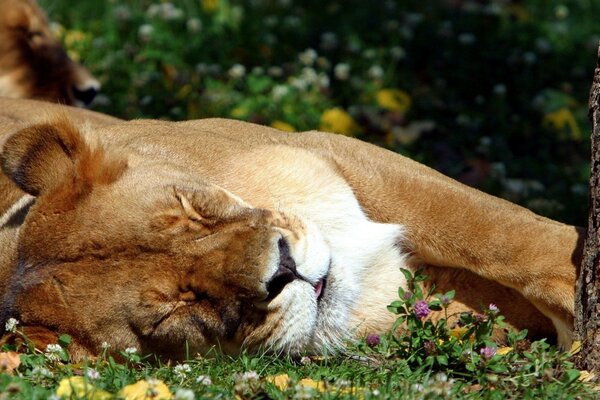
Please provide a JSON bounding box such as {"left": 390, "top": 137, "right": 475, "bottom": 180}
{"left": 575, "top": 43, "right": 600, "bottom": 373}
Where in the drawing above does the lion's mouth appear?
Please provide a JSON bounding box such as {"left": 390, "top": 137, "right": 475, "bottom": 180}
{"left": 314, "top": 277, "right": 327, "bottom": 300}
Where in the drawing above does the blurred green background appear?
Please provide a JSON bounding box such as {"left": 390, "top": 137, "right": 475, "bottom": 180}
{"left": 40, "top": 0, "right": 598, "bottom": 226}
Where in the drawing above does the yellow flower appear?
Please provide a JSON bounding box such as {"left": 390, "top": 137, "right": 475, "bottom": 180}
{"left": 376, "top": 89, "right": 412, "bottom": 113}
{"left": 496, "top": 347, "right": 513, "bottom": 356}
{"left": 267, "top": 374, "right": 363, "bottom": 397}
{"left": 230, "top": 107, "right": 248, "bottom": 119}
{"left": 63, "top": 30, "right": 89, "bottom": 47}
{"left": 270, "top": 120, "right": 295, "bottom": 132}
{"left": 320, "top": 107, "right": 361, "bottom": 136}
{"left": 119, "top": 379, "right": 173, "bottom": 400}
{"left": 543, "top": 107, "right": 582, "bottom": 141}
{"left": 56, "top": 376, "right": 111, "bottom": 400}
{"left": 449, "top": 326, "right": 469, "bottom": 339}
{"left": 201, "top": 0, "right": 219, "bottom": 13}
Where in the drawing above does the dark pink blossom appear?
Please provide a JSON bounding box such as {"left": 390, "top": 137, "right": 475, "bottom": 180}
{"left": 414, "top": 300, "right": 431, "bottom": 319}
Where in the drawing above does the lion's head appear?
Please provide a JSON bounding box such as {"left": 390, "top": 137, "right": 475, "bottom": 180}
{"left": 0, "top": 0, "right": 100, "bottom": 105}
{"left": 0, "top": 118, "right": 343, "bottom": 360}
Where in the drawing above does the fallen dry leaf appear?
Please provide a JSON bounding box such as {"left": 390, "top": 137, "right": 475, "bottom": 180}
{"left": 496, "top": 347, "right": 513, "bottom": 356}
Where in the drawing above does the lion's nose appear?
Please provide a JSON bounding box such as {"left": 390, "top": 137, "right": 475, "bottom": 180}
{"left": 265, "top": 238, "right": 298, "bottom": 300}
{"left": 72, "top": 85, "right": 99, "bottom": 105}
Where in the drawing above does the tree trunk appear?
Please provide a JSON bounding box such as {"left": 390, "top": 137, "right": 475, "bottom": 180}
{"left": 575, "top": 43, "right": 600, "bottom": 373}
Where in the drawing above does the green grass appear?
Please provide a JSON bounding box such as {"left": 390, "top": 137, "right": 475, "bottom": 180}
{"left": 1, "top": 270, "right": 595, "bottom": 399}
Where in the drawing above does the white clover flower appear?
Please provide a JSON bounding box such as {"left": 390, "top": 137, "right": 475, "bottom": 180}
{"left": 173, "top": 363, "right": 192, "bottom": 378}
{"left": 390, "top": 46, "right": 406, "bottom": 60}
{"left": 320, "top": 32, "right": 338, "bottom": 51}
{"left": 298, "top": 48, "right": 318, "bottom": 66}
{"left": 4, "top": 318, "right": 18, "bottom": 333}
{"left": 31, "top": 366, "right": 54, "bottom": 380}
{"left": 101, "top": 341, "right": 110, "bottom": 350}
{"left": 252, "top": 66, "right": 264, "bottom": 75}
{"left": 175, "top": 388, "right": 196, "bottom": 400}
{"left": 458, "top": 33, "right": 476, "bottom": 45}
{"left": 235, "top": 370, "right": 259, "bottom": 383}
{"left": 299, "top": 356, "right": 311, "bottom": 365}
{"left": 114, "top": 5, "right": 131, "bottom": 21}
{"left": 493, "top": 84, "right": 507, "bottom": 95}
{"left": 196, "top": 375, "right": 212, "bottom": 385}
{"left": 228, "top": 64, "right": 246, "bottom": 79}
{"left": 268, "top": 66, "right": 283, "bottom": 77}
{"left": 124, "top": 347, "right": 137, "bottom": 355}
{"left": 318, "top": 73, "right": 330, "bottom": 88}
{"left": 334, "top": 63, "right": 350, "bottom": 80}
{"left": 271, "top": 85, "right": 289, "bottom": 101}
{"left": 138, "top": 24, "right": 154, "bottom": 42}
{"left": 187, "top": 18, "right": 202, "bottom": 33}
{"left": 367, "top": 65, "right": 384, "bottom": 80}
{"left": 44, "top": 344, "right": 63, "bottom": 362}
{"left": 86, "top": 368, "right": 101, "bottom": 380}
{"left": 290, "top": 77, "right": 308, "bottom": 91}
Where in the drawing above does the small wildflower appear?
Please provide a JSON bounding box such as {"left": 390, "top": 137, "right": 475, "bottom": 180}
{"left": 186, "top": 18, "right": 202, "bottom": 33}
{"left": 403, "top": 291, "right": 413, "bottom": 300}
{"left": 124, "top": 347, "right": 137, "bottom": 355}
{"left": 101, "top": 341, "right": 110, "bottom": 350}
{"left": 236, "top": 371, "right": 259, "bottom": 382}
{"left": 30, "top": 366, "right": 54, "bottom": 381}
{"left": 271, "top": 121, "right": 295, "bottom": 132}
{"left": 300, "top": 356, "right": 312, "bottom": 365}
{"left": 4, "top": 318, "right": 18, "bottom": 333}
{"left": 488, "top": 303, "right": 499, "bottom": 314}
{"left": 138, "top": 24, "right": 154, "bottom": 42}
{"left": 228, "top": 64, "right": 246, "bottom": 79}
{"left": 480, "top": 346, "right": 497, "bottom": 360}
{"left": 334, "top": 63, "right": 350, "bottom": 80}
{"left": 377, "top": 88, "right": 412, "bottom": 113}
{"left": 474, "top": 313, "right": 488, "bottom": 323}
{"left": 441, "top": 295, "right": 450, "bottom": 305}
{"left": 366, "top": 334, "right": 381, "bottom": 347}
{"left": 195, "top": 375, "right": 212, "bottom": 385}
{"left": 320, "top": 32, "right": 338, "bottom": 51}
{"left": 174, "top": 388, "right": 195, "bottom": 400}
{"left": 268, "top": 66, "right": 284, "bottom": 77}
{"left": 298, "top": 48, "right": 318, "bottom": 65}
{"left": 413, "top": 300, "right": 431, "bottom": 319}
{"left": 390, "top": 46, "right": 406, "bottom": 60}
{"left": 424, "top": 340, "right": 437, "bottom": 355}
{"left": 271, "top": 85, "right": 289, "bottom": 101}
{"left": 85, "top": 368, "right": 100, "bottom": 380}
{"left": 119, "top": 379, "right": 172, "bottom": 400}
{"left": 367, "top": 65, "right": 384, "bottom": 80}
{"left": 45, "top": 344, "right": 63, "bottom": 362}
{"left": 173, "top": 363, "right": 192, "bottom": 379}
{"left": 320, "top": 107, "right": 361, "bottom": 136}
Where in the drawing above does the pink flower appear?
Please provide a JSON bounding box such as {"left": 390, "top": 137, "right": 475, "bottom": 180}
{"left": 488, "top": 303, "right": 499, "bottom": 314}
{"left": 480, "top": 346, "right": 496, "bottom": 360}
{"left": 414, "top": 300, "right": 431, "bottom": 319}
{"left": 366, "top": 334, "right": 381, "bottom": 347}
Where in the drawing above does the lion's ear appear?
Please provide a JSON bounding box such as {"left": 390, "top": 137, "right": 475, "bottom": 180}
{"left": 1, "top": 117, "right": 125, "bottom": 196}
{"left": 1, "top": 117, "right": 86, "bottom": 196}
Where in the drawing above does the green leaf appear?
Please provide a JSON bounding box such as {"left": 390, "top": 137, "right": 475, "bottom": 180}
{"left": 561, "top": 369, "right": 581, "bottom": 385}
{"left": 399, "top": 268, "right": 413, "bottom": 281}
{"left": 58, "top": 334, "right": 72, "bottom": 348}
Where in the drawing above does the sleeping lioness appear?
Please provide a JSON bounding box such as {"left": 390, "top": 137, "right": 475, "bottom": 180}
{"left": 0, "top": 0, "right": 100, "bottom": 105}
{"left": 0, "top": 98, "right": 583, "bottom": 360}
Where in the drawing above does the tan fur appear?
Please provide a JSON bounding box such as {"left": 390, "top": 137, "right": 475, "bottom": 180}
{"left": 0, "top": 99, "right": 582, "bottom": 360}
{"left": 0, "top": 0, "right": 100, "bottom": 104}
